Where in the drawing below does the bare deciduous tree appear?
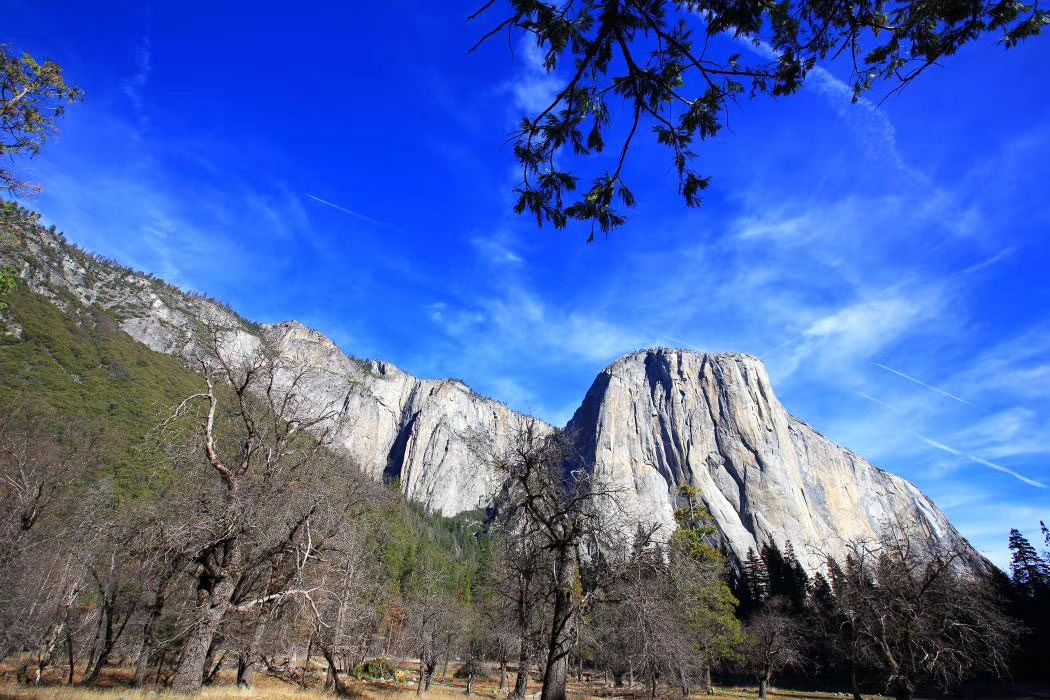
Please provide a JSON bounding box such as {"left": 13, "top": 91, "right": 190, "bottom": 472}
{"left": 165, "top": 329, "right": 348, "bottom": 693}
{"left": 827, "top": 523, "right": 1016, "bottom": 700}
{"left": 487, "top": 421, "right": 622, "bottom": 700}
{"left": 0, "top": 403, "right": 101, "bottom": 675}
{"left": 740, "top": 599, "right": 804, "bottom": 700}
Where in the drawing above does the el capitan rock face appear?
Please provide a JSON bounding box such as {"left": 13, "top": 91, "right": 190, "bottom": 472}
{"left": 564, "top": 349, "right": 983, "bottom": 571}
{"left": 2, "top": 221, "right": 985, "bottom": 570}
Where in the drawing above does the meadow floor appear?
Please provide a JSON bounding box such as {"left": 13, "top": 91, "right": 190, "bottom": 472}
{"left": 0, "top": 660, "right": 886, "bottom": 700}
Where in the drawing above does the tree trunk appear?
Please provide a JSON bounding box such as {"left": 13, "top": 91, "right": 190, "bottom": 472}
{"left": 466, "top": 672, "right": 475, "bottom": 696}
{"left": 702, "top": 660, "right": 713, "bottom": 695}
{"left": 301, "top": 634, "right": 314, "bottom": 688}
{"left": 758, "top": 678, "right": 768, "bottom": 700}
{"left": 82, "top": 635, "right": 97, "bottom": 679}
{"left": 541, "top": 651, "right": 568, "bottom": 700}
{"left": 236, "top": 618, "right": 268, "bottom": 688}
{"left": 237, "top": 655, "right": 256, "bottom": 688}
{"left": 539, "top": 546, "right": 575, "bottom": 700}
{"left": 499, "top": 658, "right": 507, "bottom": 690}
{"left": 31, "top": 623, "right": 63, "bottom": 685}
{"left": 509, "top": 570, "right": 532, "bottom": 700}
{"left": 131, "top": 637, "right": 149, "bottom": 688}
{"left": 205, "top": 651, "right": 226, "bottom": 686}
{"left": 170, "top": 571, "right": 236, "bottom": 694}
{"left": 679, "top": 666, "right": 689, "bottom": 696}
{"left": 133, "top": 587, "right": 168, "bottom": 688}
{"left": 65, "top": 627, "right": 76, "bottom": 685}
{"left": 318, "top": 638, "right": 353, "bottom": 697}
{"left": 83, "top": 593, "right": 124, "bottom": 686}
{"left": 417, "top": 660, "right": 436, "bottom": 696}
{"left": 649, "top": 672, "right": 658, "bottom": 700}
{"left": 890, "top": 677, "right": 914, "bottom": 700}
{"left": 849, "top": 661, "right": 862, "bottom": 700}
{"left": 154, "top": 650, "right": 166, "bottom": 685}
{"left": 510, "top": 646, "right": 530, "bottom": 699}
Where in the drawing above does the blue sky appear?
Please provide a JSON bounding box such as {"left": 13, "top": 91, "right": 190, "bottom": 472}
{"left": 5, "top": 1, "right": 1049, "bottom": 567}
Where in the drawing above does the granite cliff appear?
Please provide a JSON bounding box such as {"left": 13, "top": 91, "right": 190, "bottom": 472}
{"left": 564, "top": 349, "right": 982, "bottom": 571}
{"left": 1, "top": 214, "right": 982, "bottom": 570}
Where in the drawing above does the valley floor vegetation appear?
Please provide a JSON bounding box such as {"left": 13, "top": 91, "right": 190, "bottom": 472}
{"left": 2, "top": 204, "right": 1049, "bottom": 700}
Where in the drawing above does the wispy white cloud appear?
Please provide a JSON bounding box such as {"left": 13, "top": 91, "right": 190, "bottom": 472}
{"left": 921, "top": 485, "right": 1046, "bottom": 569}
{"left": 946, "top": 408, "right": 1050, "bottom": 461}
{"left": 773, "top": 291, "right": 945, "bottom": 379}
{"left": 123, "top": 36, "right": 152, "bottom": 128}
{"left": 806, "top": 298, "right": 927, "bottom": 348}
{"left": 948, "top": 327, "right": 1050, "bottom": 400}
{"left": 806, "top": 67, "right": 926, "bottom": 183}
{"left": 732, "top": 34, "right": 923, "bottom": 182}
{"left": 471, "top": 233, "right": 524, "bottom": 266}
{"left": 478, "top": 287, "right": 643, "bottom": 364}
{"left": 506, "top": 39, "right": 564, "bottom": 114}
{"left": 427, "top": 302, "right": 486, "bottom": 336}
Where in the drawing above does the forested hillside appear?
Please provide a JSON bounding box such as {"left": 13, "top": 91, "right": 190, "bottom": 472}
{"left": 0, "top": 233, "right": 488, "bottom": 690}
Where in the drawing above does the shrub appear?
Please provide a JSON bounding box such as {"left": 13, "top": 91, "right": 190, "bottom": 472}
{"left": 354, "top": 657, "right": 397, "bottom": 680}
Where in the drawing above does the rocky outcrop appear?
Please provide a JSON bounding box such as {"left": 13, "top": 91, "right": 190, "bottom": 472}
{"left": 3, "top": 220, "right": 541, "bottom": 515}
{"left": 2, "top": 216, "right": 985, "bottom": 571}
{"left": 264, "top": 321, "right": 539, "bottom": 514}
{"left": 565, "top": 349, "right": 984, "bottom": 571}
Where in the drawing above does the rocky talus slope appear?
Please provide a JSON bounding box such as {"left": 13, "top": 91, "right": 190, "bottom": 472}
{"left": 1, "top": 215, "right": 983, "bottom": 570}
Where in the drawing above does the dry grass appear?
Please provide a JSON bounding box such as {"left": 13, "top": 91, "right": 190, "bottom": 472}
{"left": 0, "top": 683, "right": 873, "bottom": 700}
{"left": 0, "top": 661, "right": 884, "bottom": 700}
{"left": 0, "top": 677, "right": 503, "bottom": 700}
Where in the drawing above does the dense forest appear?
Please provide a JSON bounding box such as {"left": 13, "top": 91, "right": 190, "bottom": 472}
{"left": 2, "top": 203, "right": 1049, "bottom": 700}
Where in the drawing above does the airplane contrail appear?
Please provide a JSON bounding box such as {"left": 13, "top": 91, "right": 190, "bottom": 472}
{"left": 853, "top": 391, "right": 901, "bottom": 413}
{"left": 957, "top": 247, "right": 1016, "bottom": 277}
{"left": 306, "top": 194, "right": 393, "bottom": 228}
{"left": 876, "top": 363, "right": 975, "bottom": 407}
{"left": 910, "top": 432, "right": 1046, "bottom": 488}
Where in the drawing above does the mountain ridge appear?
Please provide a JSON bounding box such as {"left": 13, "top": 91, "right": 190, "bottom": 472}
{"left": 0, "top": 205, "right": 986, "bottom": 572}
